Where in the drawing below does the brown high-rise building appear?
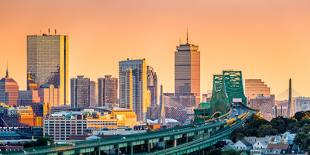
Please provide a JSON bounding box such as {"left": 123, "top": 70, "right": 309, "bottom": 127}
{"left": 98, "top": 75, "right": 118, "bottom": 107}
{"left": 175, "top": 33, "right": 200, "bottom": 96}
{"left": 0, "top": 69, "right": 19, "bottom": 106}
{"left": 245, "top": 79, "right": 271, "bottom": 100}
{"left": 174, "top": 32, "right": 200, "bottom": 107}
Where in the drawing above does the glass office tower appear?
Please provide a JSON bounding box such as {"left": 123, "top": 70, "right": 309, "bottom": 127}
{"left": 27, "top": 33, "right": 68, "bottom": 106}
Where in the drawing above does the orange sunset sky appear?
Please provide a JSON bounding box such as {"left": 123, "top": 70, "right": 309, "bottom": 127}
{"left": 0, "top": 0, "right": 310, "bottom": 99}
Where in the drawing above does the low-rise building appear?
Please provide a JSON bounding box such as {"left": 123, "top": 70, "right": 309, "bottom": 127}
{"left": 264, "top": 144, "right": 289, "bottom": 155}
{"left": 44, "top": 109, "right": 138, "bottom": 142}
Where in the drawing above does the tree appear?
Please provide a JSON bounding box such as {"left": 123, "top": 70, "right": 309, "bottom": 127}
{"left": 23, "top": 136, "right": 53, "bottom": 148}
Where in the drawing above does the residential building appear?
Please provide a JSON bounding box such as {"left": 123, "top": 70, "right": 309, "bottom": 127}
{"left": 0, "top": 69, "right": 19, "bottom": 106}
{"left": 119, "top": 58, "right": 149, "bottom": 121}
{"left": 70, "top": 76, "right": 92, "bottom": 109}
{"left": 27, "top": 33, "right": 68, "bottom": 105}
{"left": 251, "top": 140, "right": 268, "bottom": 155}
{"left": 265, "top": 144, "right": 289, "bottom": 155}
{"left": 98, "top": 75, "right": 118, "bottom": 107}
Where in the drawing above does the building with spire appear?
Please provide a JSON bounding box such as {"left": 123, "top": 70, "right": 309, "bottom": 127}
{"left": 174, "top": 31, "right": 200, "bottom": 107}
{"left": 0, "top": 68, "right": 19, "bottom": 106}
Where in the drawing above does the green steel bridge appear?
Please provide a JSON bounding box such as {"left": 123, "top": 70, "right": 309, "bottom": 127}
{"left": 3, "top": 70, "right": 256, "bottom": 155}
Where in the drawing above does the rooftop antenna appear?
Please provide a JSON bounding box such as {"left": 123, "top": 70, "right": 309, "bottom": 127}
{"left": 186, "top": 27, "right": 189, "bottom": 44}
{"left": 55, "top": 29, "right": 57, "bottom": 35}
{"left": 5, "top": 60, "right": 9, "bottom": 78}
{"left": 179, "top": 38, "right": 182, "bottom": 45}
{"left": 48, "top": 28, "right": 50, "bottom": 35}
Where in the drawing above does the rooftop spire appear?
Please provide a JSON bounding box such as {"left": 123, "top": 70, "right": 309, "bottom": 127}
{"left": 186, "top": 28, "right": 189, "bottom": 44}
{"left": 5, "top": 61, "right": 9, "bottom": 78}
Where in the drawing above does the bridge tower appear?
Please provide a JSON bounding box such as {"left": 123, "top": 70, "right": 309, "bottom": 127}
{"left": 222, "top": 70, "right": 247, "bottom": 105}
{"left": 210, "top": 75, "right": 230, "bottom": 115}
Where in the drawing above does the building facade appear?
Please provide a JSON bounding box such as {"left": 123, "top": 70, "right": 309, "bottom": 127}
{"left": 98, "top": 75, "right": 118, "bottom": 107}
{"left": 43, "top": 109, "right": 136, "bottom": 141}
{"left": 18, "top": 90, "right": 40, "bottom": 106}
{"left": 38, "top": 84, "right": 59, "bottom": 107}
{"left": 249, "top": 95, "right": 275, "bottom": 121}
{"left": 245, "top": 79, "right": 271, "bottom": 100}
{"left": 294, "top": 97, "right": 310, "bottom": 113}
{"left": 147, "top": 66, "right": 158, "bottom": 107}
{"left": 174, "top": 35, "right": 200, "bottom": 108}
{"left": 174, "top": 37, "right": 200, "bottom": 97}
{"left": 70, "top": 76, "right": 91, "bottom": 109}
{"left": 89, "top": 81, "right": 97, "bottom": 107}
{"left": 27, "top": 33, "right": 68, "bottom": 106}
{"left": 0, "top": 69, "right": 19, "bottom": 106}
{"left": 119, "top": 59, "right": 149, "bottom": 121}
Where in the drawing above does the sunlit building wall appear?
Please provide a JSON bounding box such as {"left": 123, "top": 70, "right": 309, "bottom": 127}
{"left": 16, "top": 106, "right": 34, "bottom": 127}
{"left": 111, "top": 108, "right": 137, "bottom": 128}
{"left": 38, "top": 84, "right": 59, "bottom": 107}
{"left": 44, "top": 111, "right": 120, "bottom": 141}
{"left": 245, "top": 79, "right": 271, "bottom": 100}
{"left": 27, "top": 33, "right": 68, "bottom": 106}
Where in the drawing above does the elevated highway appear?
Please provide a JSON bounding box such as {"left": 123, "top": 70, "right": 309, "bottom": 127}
{"left": 3, "top": 70, "right": 256, "bottom": 155}
{"left": 5, "top": 105, "right": 255, "bottom": 155}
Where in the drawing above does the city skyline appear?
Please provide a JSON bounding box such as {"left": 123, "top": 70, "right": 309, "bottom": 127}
{"left": 1, "top": 0, "right": 310, "bottom": 98}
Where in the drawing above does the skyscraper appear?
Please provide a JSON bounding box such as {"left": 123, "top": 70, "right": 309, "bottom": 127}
{"left": 98, "top": 75, "right": 118, "bottom": 107}
{"left": 147, "top": 66, "right": 158, "bottom": 107}
{"left": 146, "top": 66, "right": 159, "bottom": 120}
{"left": 119, "top": 58, "right": 149, "bottom": 121}
{"left": 0, "top": 68, "right": 19, "bottom": 106}
{"left": 27, "top": 32, "right": 68, "bottom": 106}
{"left": 70, "top": 76, "right": 91, "bottom": 109}
{"left": 174, "top": 32, "right": 200, "bottom": 106}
